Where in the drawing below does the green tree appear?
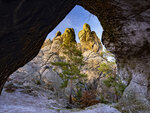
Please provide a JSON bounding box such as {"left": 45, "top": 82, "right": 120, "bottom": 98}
{"left": 51, "top": 43, "right": 87, "bottom": 104}
{"left": 98, "top": 62, "right": 126, "bottom": 102}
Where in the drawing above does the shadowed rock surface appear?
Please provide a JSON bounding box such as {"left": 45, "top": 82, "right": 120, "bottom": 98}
{"left": 0, "top": 0, "right": 77, "bottom": 94}
{"left": 78, "top": 0, "right": 150, "bottom": 112}
{"left": 0, "top": 0, "right": 150, "bottom": 112}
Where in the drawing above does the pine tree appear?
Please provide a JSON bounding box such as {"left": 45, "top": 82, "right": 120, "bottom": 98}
{"left": 51, "top": 43, "right": 87, "bottom": 104}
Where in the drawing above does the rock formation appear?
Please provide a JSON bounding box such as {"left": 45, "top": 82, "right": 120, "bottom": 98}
{"left": 78, "top": 23, "right": 103, "bottom": 53}
{"left": 78, "top": 0, "right": 150, "bottom": 112}
{"left": 0, "top": 0, "right": 77, "bottom": 94}
{"left": 50, "top": 31, "right": 63, "bottom": 54}
{"left": 0, "top": 0, "right": 150, "bottom": 112}
{"left": 41, "top": 39, "right": 52, "bottom": 48}
{"left": 62, "top": 28, "right": 76, "bottom": 46}
{"left": 13, "top": 28, "right": 117, "bottom": 101}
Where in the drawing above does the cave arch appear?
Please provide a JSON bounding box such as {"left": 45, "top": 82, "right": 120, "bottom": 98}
{"left": 0, "top": 0, "right": 150, "bottom": 111}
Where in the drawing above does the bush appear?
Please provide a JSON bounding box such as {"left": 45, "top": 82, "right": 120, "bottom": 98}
{"left": 103, "top": 76, "right": 126, "bottom": 102}
{"left": 99, "top": 61, "right": 126, "bottom": 102}
{"left": 79, "top": 90, "right": 100, "bottom": 108}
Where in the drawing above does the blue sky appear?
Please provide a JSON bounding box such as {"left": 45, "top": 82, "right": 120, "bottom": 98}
{"left": 46, "top": 5, "right": 103, "bottom": 42}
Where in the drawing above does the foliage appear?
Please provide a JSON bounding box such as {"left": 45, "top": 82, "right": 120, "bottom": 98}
{"left": 98, "top": 62, "right": 116, "bottom": 77}
{"left": 98, "top": 61, "right": 126, "bottom": 102}
{"left": 79, "top": 90, "right": 100, "bottom": 108}
{"left": 99, "top": 94, "right": 109, "bottom": 104}
{"left": 51, "top": 43, "right": 87, "bottom": 104}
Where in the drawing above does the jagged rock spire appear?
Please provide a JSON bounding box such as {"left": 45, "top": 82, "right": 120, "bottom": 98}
{"left": 78, "top": 23, "right": 103, "bottom": 53}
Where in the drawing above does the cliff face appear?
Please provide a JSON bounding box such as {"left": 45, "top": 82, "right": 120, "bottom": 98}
{"left": 6, "top": 28, "right": 117, "bottom": 103}
{"left": 78, "top": 0, "right": 150, "bottom": 111}
{"left": 78, "top": 24, "right": 103, "bottom": 53}
{"left": 0, "top": 0, "right": 149, "bottom": 112}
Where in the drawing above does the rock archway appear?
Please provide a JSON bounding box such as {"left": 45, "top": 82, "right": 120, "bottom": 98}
{"left": 79, "top": 0, "right": 150, "bottom": 111}
{"left": 0, "top": 0, "right": 150, "bottom": 111}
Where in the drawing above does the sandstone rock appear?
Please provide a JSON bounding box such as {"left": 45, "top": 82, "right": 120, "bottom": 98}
{"left": 78, "top": 23, "right": 103, "bottom": 53}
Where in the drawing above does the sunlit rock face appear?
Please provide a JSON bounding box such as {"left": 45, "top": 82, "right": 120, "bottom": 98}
{"left": 62, "top": 28, "right": 76, "bottom": 46}
{"left": 50, "top": 31, "right": 63, "bottom": 53}
{"left": 78, "top": 23, "right": 103, "bottom": 53}
{"left": 79, "top": 0, "right": 150, "bottom": 112}
{"left": 0, "top": 0, "right": 150, "bottom": 112}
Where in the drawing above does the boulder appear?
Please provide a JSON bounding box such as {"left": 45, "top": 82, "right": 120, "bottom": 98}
{"left": 41, "top": 66, "right": 63, "bottom": 93}
{"left": 73, "top": 103, "right": 121, "bottom": 113}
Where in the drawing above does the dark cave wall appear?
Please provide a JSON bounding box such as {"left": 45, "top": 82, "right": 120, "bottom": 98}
{"left": 79, "top": 0, "right": 150, "bottom": 111}
{"left": 0, "top": 0, "right": 78, "bottom": 93}
{"left": 0, "top": 0, "right": 150, "bottom": 111}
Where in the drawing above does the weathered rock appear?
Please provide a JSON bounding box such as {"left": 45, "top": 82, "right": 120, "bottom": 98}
{"left": 0, "top": 0, "right": 77, "bottom": 94}
{"left": 81, "top": 50, "right": 117, "bottom": 102}
{"left": 41, "top": 39, "right": 52, "bottom": 48}
{"left": 72, "top": 103, "right": 121, "bottom": 113}
{"left": 78, "top": 23, "right": 103, "bottom": 53}
{"left": 41, "top": 66, "right": 63, "bottom": 93}
{"left": 5, "top": 39, "right": 64, "bottom": 96}
{"left": 78, "top": 0, "right": 150, "bottom": 111}
{"left": 50, "top": 32, "right": 63, "bottom": 54}
{"left": 62, "top": 28, "right": 76, "bottom": 46}
{"left": 0, "top": 0, "right": 150, "bottom": 112}
{"left": 82, "top": 50, "right": 105, "bottom": 83}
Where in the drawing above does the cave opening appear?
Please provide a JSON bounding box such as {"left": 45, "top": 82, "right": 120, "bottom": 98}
{"left": 47, "top": 5, "right": 103, "bottom": 43}
{"left": 46, "top": 5, "right": 115, "bottom": 61}
{"left": 0, "top": 0, "right": 149, "bottom": 112}
{"left": 0, "top": 4, "right": 118, "bottom": 111}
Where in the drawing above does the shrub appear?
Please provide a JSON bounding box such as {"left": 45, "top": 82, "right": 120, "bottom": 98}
{"left": 79, "top": 90, "right": 100, "bottom": 108}
{"left": 99, "top": 61, "right": 126, "bottom": 102}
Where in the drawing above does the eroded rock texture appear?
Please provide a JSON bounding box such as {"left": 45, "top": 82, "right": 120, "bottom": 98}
{"left": 79, "top": 0, "right": 150, "bottom": 112}
{"left": 0, "top": 0, "right": 77, "bottom": 93}
{"left": 0, "top": 0, "right": 150, "bottom": 112}
{"left": 78, "top": 23, "right": 103, "bottom": 53}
